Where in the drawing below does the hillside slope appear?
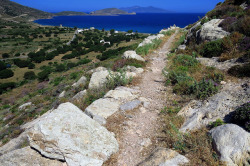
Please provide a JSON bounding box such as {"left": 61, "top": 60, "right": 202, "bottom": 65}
{"left": 0, "top": 0, "right": 53, "bottom": 21}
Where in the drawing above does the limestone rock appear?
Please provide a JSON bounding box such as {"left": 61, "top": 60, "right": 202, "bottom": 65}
{"left": 197, "top": 19, "right": 230, "bottom": 43}
{"left": 88, "top": 70, "right": 109, "bottom": 89}
{"left": 58, "top": 90, "right": 65, "bottom": 98}
{"left": 104, "top": 88, "right": 138, "bottom": 102}
{"left": 123, "top": 51, "right": 145, "bottom": 62}
{"left": 0, "top": 147, "right": 63, "bottom": 166}
{"left": 120, "top": 100, "right": 141, "bottom": 111}
{"left": 18, "top": 102, "right": 32, "bottom": 110}
{"left": 85, "top": 98, "right": 120, "bottom": 119}
{"left": 72, "top": 76, "right": 87, "bottom": 88}
{"left": 178, "top": 45, "right": 186, "bottom": 50}
{"left": 87, "top": 67, "right": 107, "bottom": 75}
{"left": 28, "top": 102, "right": 119, "bottom": 166}
{"left": 179, "top": 81, "right": 250, "bottom": 132}
{"left": 72, "top": 90, "right": 87, "bottom": 102}
{"left": 210, "top": 124, "right": 250, "bottom": 166}
{"left": 138, "top": 148, "right": 189, "bottom": 166}
{"left": 125, "top": 66, "right": 144, "bottom": 74}
{"left": 138, "top": 34, "right": 165, "bottom": 47}
{"left": 197, "top": 57, "right": 242, "bottom": 71}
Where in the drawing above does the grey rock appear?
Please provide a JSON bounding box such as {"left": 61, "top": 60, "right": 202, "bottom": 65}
{"left": 178, "top": 45, "right": 186, "bottom": 50}
{"left": 18, "top": 102, "right": 32, "bottom": 111}
{"left": 197, "top": 19, "right": 230, "bottom": 43}
{"left": 122, "top": 51, "right": 145, "bottom": 62}
{"left": 120, "top": 100, "right": 141, "bottom": 111}
{"left": 28, "top": 102, "right": 119, "bottom": 166}
{"left": 0, "top": 147, "right": 64, "bottom": 166}
{"left": 72, "top": 76, "right": 87, "bottom": 88}
{"left": 210, "top": 124, "right": 250, "bottom": 166}
{"left": 85, "top": 98, "right": 120, "bottom": 119}
{"left": 93, "top": 115, "right": 107, "bottom": 126}
{"left": 88, "top": 70, "right": 109, "bottom": 89}
{"left": 58, "top": 90, "right": 65, "bottom": 98}
{"left": 138, "top": 147, "right": 189, "bottom": 166}
{"left": 104, "top": 87, "right": 138, "bottom": 102}
{"left": 72, "top": 90, "right": 87, "bottom": 102}
{"left": 87, "top": 67, "right": 107, "bottom": 75}
{"left": 179, "top": 81, "right": 250, "bottom": 132}
{"left": 197, "top": 57, "right": 242, "bottom": 71}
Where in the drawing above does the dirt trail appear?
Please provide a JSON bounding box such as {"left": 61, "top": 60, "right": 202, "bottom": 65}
{"left": 107, "top": 31, "right": 178, "bottom": 166}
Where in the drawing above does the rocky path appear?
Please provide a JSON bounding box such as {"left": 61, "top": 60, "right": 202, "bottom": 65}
{"left": 108, "top": 31, "right": 178, "bottom": 166}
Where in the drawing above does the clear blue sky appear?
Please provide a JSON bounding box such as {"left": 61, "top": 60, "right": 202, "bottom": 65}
{"left": 11, "top": 0, "right": 223, "bottom": 13}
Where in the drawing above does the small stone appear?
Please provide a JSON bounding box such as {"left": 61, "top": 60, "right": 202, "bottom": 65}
{"left": 140, "top": 107, "right": 147, "bottom": 114}
{"left": 120, "top": 100, "right": 142, "bottom": 112}
{"left": 220, "top": 81, "right": 226, "bottom": 85}
{"left": 58, "top": 91, "right": 66, "bottom": 98}
{"left": 140, "top": 138, "right": 152, "bottom": 147}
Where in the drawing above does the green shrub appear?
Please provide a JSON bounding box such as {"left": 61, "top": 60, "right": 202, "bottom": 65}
{"left": 231, "top": 102, "right": 250, "bottom": 132}
{"left": 200, "top": 40, "right": 223, "bottom": 58}
{"left": 188, "top": 78, "right": 219, "bottom": 100}
{"left": 136, "top": 39, "right": 162, "bottom": 56}
{"left": 0, "top": 61, "right": 7, "bottom": 71}
{"left": 0, "top": 82, "right": 16, "bottom": 94}
{"left": 0, "top": 69, "right": 14, "bottom": 79}
{"left": 37, "top": 70, "right": 51, "bottom": 81}
{"left": 52, "top": 76, "right": 65, "bottom": 86}
{"left": 2, "top": 53, "right": 10, "bottom": 58}
{"left": 228, "top": 63, "right": 250, "bottom": 77}
{"left": 106, "top": 70, "right": 133, "bottom": 89}
{"left": 23, "top": 71, "right": 36, "bottom": 80}
{"left": 173, "top": 54, "right": 199, "bottom": 68}
{"left": 171, "top": 33, "right": 186, "bottom": 52}
{"left": 210, "top": 119, "right": 225, "bottom": 128}
{"left": 161, "top": 30, "right": 175, "bottom": 36}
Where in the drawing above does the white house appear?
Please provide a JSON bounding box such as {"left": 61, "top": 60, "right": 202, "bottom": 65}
{"left": 90, "top": 27, "right": 95, "bottom": 30}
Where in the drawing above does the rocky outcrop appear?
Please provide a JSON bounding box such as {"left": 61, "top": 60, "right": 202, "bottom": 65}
{"left": 120, "top": 100, "right": 141, "bottom": 111}
{"left": 196, "top": 19, "right": 230, "bottom": 43}
{"left": 210, "top": 124, "right": 250, "bottom": 166}
{"left": 58, "top": 90, "right": 65, "bottom": 98}
{"left": 197, "top": 57, "right": 242, "bottom": 71}
{"left": 187, "top": 19, "right": 230, "bottom": 44}
{"left": 160, "top": 25, "right": 179, "bottom": 34}
{"left": 85, "top": 86, "right": 142, "bottom": 122}
{"left": 138, "top": 148, "right": 189, "bottom": 166}
{"left": 179, "top": 81, "right": 250, "bottom": 132}
{"left": 28, "top": 102, "right": 119, "bottom": 166}
{"left": 123, "top": 51, "right": 145, "bottom": 62}
{"left": 72, "top": 76, "right": 87, "bottom": 88}
{"left": 88, "top": 69, "right": 109, "bottom": 89}
{"left": 0, "top": 147, "right": 64, "bottom": 166}
{"left": 72, "top": 90, "right": 87, "bottom": 102}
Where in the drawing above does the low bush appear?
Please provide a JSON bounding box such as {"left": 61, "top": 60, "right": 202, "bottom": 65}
{"left": 112, "top": 59, "right": 146, "bottom": 71}
{"left": 23, "top": 71, "right": 36, "bottom": 80}
{"left": 161, "top": 30, "right": 175, "bottom": 36}
{"left": 219, "top": 17, "right": 237, "bottom": 32}
{"left": 0, "top": 61, "right": 7, "bottom": 71}
{"left": 228, "top": 63, "right": 250, "bottom": 77}
{"left": 188, "top": 79, "right": 219, "bottom": 100}
{"left": 230, "top": 102, "right": 250, "bottom": 132}
{"left": 200, "top": 40, "right": 223, "bottom": 58}
{"left": 173, "top": 54, "right": 199, "bottom": 69}
{"left": 13, "top": 59, "right": 30, "bottom": 68}
{"left": 37, "top": 69, "right": 51, "bottom": 81}
{"left": 0, "top": 82, "right": 16, "bottom": 94}
{"left": 106, "top": 70, "right": 133, "bottom": 89}
{"left": 209, "top": 119, "right": 225, "bottom": 128}
{"left": 136, "top": 39, "right": 162, "bottom": 56}
{"left": 0, "top": 69, "right": 14, "bottom": 79}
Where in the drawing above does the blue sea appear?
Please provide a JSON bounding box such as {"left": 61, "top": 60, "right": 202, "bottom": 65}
{"left": 35, "top": 13, "right": 205, "bottom": 34}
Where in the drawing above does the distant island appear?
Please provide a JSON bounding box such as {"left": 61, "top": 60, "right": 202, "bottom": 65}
{"left": 55, "top": 11, "right": 87, "bottom": 16}
{"left": 120, "top": 6, "right": 173, "bottom": 13}
{"left": 90, "top": 8, "right": 135, "bottom": 16}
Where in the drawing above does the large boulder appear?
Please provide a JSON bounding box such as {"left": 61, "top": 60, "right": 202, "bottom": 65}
{"left": 0, "top": 147, "right": 64, "bottom": 166}
{"left": 85, "top": 98, "right": 121, "bottom": 119}
{"left": 72, "top": 90, "right": 87, "bottom": 102}
{"left": 88, "top": 70, "right": 110, "bottom": 89}
{"left": 210, "top": 124, "right": 250, "bottom": 166}
{"left": 28, "top": 102, "right": 119, "bottom": 166}
{"left": 72, "top": 76, "right": 87, "bottom": 88}
{"left": 138, "top": 148, "right": 189, "bottom": 166}
{"left": 123, "top": 51, "right": 145, "bottom": 62}
{"left": 179, "top": 81, "right": 250, "bottom": 132}
{"left": 85, "top": 87, "right": 140, "bottom": 121}
{"left": 196, "top": 19, "right": 230, "bottom": 43}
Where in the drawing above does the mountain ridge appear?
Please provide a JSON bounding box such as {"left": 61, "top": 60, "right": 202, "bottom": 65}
{"left": 120, "top": 6, "right": 173, "bottom": 13}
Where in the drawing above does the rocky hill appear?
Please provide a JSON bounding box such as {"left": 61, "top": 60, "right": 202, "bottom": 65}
{"left": 120, "top": 6, "right": 172, "bottom": 13}
{"left": 0, "top": 0, "right": 54, "bottom": 21}
{"left": 90, "top": 8, "right": 134, "bottom": 15}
